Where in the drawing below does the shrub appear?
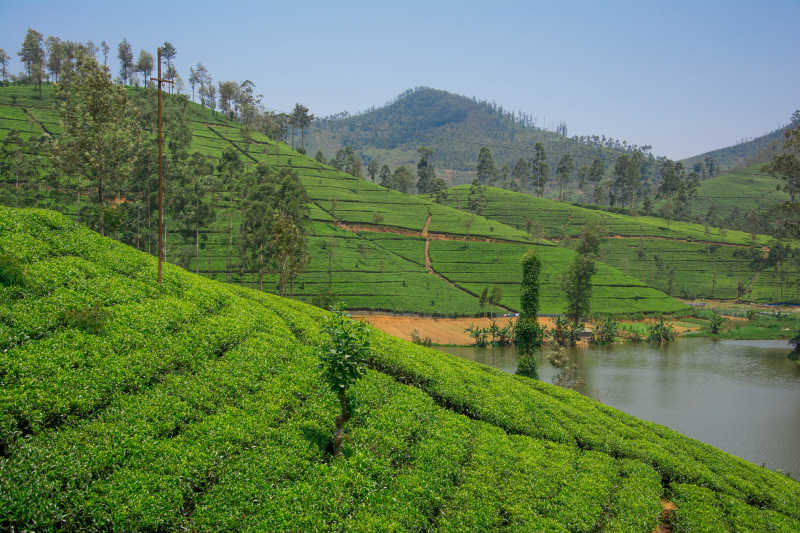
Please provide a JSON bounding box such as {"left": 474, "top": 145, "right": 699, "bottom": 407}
{"left": 410, "top": 328, "right": 432, "bottom": 347}
{"left": 0, "top": 253, "right": 24, "bottom": 286}
{"left": 591, "top": 317, "right": 618, "bottom": 345}
{"left": 553, "top": 316, "right": 581, "bottom": 347}
{"left": 516, "top": 354, "right": 539, "bottom": 379}
{"left": 647, "top": 320, "right": 676, "bottom": 345}
{"left": 318, "top": 305, "right": 371, "bottom": 457}
{"left": 709, "top": 312, "right": 725, "bottom": 334}
{"left": 62, "top": 304, "right": 108, "bottom": 334}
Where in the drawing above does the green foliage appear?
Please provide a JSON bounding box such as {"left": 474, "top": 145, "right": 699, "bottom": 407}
{"left": 410, "top": 328, "right": 432, "bottom": 347}
{"left": 516, "top": 354, "right": 539, "bottom": 379}
{"left": 709, "top": 312, "right": 725, "bottom": 334}
{"left": 563, "top": 255, "right": 596, "bottom": 323}
{"left": 1, "top": 206, "right": 799, "bottom": 530}
{"left": 0, "top": 252, "right": 23, "bottom": 286}
{"left": 591, "top": 317, "right": 618, "bottom": 345}
{"left": 519, "top": 250, "right": 541, "bottom": 317}
{"left": 553, "top": 316, "right": 581, "bottom": 347}
{"left": 647, "top": 320, "right": 677, "bottom": 344}
{"left": 61, "top": 303, "right": 108, "bottom": 334}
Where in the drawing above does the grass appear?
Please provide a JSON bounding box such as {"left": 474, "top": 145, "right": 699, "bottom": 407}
{"left": 1, "top": 206, "right": 799, "bottom": 531}
{"left": 0, "top": 83, "right": 685, "bottom": 316}
{"left": 442, "top": 185, "right": 800, "bottom": 304}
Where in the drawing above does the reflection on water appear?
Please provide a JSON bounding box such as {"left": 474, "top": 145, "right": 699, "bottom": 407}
{"left": 440, "top": 338, "right": 800, "bottom": 478}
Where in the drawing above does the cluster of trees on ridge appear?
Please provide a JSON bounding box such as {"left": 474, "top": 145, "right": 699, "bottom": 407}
{"left": 2, "top": 33, "right": 311, "bottom": 296}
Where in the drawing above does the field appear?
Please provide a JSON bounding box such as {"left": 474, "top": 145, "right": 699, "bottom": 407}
{"left": 1, "top": 206, "right": 799, "bottom": 531}
{"left": 0, "top": 84, "right": 685, "bottom": 316}
{"left": 443, "top": 186, "right": 800, "bottom": 303}
{"left": 683, "top": 164, "right": 791, "bottom": 220}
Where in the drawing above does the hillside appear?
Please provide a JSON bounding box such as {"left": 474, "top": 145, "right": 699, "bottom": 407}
{"left": 681, "top": 126, "right": 787, "bottom": 174}
{"left": 308, "top": 87, "right": 644, "bottom": 186}
{"left": 442, "top": 186, "right": 800, "bottom": 303}
{"left": 684, "top": 163, "right": 790, "bottom": 221}
{"left": 2, "top": 206, "right": 799, "bottom": 531}
{"left": 0, "top": 84, "right": 682, "bottom": 316}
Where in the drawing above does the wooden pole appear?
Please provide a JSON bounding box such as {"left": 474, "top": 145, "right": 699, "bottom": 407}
{"left": 157, "top": 47, "right": 163, "bottom": 283}
{"left": 151, "top": 48, "right": 173, "bottom": 283}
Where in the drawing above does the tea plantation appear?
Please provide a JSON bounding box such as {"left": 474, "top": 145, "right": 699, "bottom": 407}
{"left": 1, "top": 207, "right": 798, "bottom": 531}
{"left": 443, "top": 186, "right": 800, "bottom": 303}
{"left": 0, "top": 85, "right": 685, "bottom": 316}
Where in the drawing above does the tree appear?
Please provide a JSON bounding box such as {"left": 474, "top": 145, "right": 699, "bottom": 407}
{"left": 416, "top": 146, "right": 436, "bottom": 193}
{"left": 289, "top": 103, "right": 314, "bottom": 150}
{"left": 468, "top": 178, "right": 487, "bottom": 214}
{"left": 0, "top": 49, "right": 9, "bottom": 81}
{"left": 318, "top": 306, "right": 371, "bottom": 457}
{"left": 316, "top": 151, "right": 327, "bottom": 165}
{"left": 239, "top": 164, "right": 310, "bottom": 294}
{"left": 134, "top": 50, "right": 153, "bottom": 88}
{"left": 476, "top": 146, "right": 496, "bottom": 184}
{"left": 529, "top": 142, "right": 549, "bottom": 196}
{"left": 18, "top": 28, "right": 45, "bottom": 96}
{"left": 764, "top": 110, "right": 800, "bottom": 203}
{"left": 514, "top": 250, "right": 543, "bottom": 367}
{"left": 389, "top": 166, "right": 414, "bottom": 193}
{"left": 431, "top": 178, "right": 449, "bottom": 203}
{"left": 116, "top": 38, "right": 134, "bottom": 85}
{"left": 172, "top": 153, "right": 216, "bottom": 273}
{"left": 367, "top": 159, "right": 379, "bottom": 182}
{"left": 379, "top": 164, "right": 392, "bottom": 188}
{"left": 489, "top": 286, "right": 503, "bottom": 317}
{"left": 100, "top": 41, "right": 110, "bottom": 66}
{"left": 218, "top": 80, "right": 239, "bottom": 116}
{"left": 161, "top": 41, "right": 177, "bottom": 88}
{"left": 556, "top": 154, "right": 574, "bottom": 201}
{"left": 563, "top": 254, "right": 596, "bottom": 324}
{"left": 512, "top": 158, "right": 528, "bottom": 189}
{"left": 45, "top": 36, "right": 64, "bottom": 83}
{"left": 51, "top": 53, "right": 141, "bottom": 236}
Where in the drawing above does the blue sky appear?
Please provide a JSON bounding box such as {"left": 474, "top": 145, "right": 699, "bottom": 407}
{"left": 1, "top": 0, "right": 798, "bottom": 159}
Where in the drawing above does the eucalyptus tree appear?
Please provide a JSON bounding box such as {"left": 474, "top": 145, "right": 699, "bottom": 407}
{"left": 172, "top": 152, "right": 217, "bottom": 273}
{"left": 45, "top": 36, "right": 64, "bottom": 82}
{"left": 529, "top": 142, "right": 549, "bottom": 196}
{"left": 217, "top": 147, "right": 245, "bottom": 280}
{"left": 476, "top": 146, "right": 495, "bottom": 184}
{"left": 512, "top": 158, "right": 528, "bottom": 189}
{"left": 100, "top": 40, "right": 110, "bottom": 66}
{"left": 117, "top": 38, "right": 134, "bottom": 85}
{"left": 416, "top": 146, "right": 435, "bottom": 193}
{"left": 135, "top": 50, "right": 153, "bottom": 87}
{"left": 18, "top": 28, "right": 45, "bottom": 95}
{"left": 52, "top": 53, "right": 142, "bottom": 235}
{"left": 379, "top": 164, "right": 391, "bottom": 188}
{"left": 556, "top": 154, "right": 574, "bottom": 201}
{"left": 367, "top": 159, "right": 378, "bottom": 181}
{"left": 0, "top": 48, "right": 9, "bottom": 81}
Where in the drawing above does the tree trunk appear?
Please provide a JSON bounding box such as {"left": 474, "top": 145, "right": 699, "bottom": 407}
{"left": 332, "top": 390, "right": 350, "bottom": 457}
{"left": 195, "top": 220, "right": 200, "bottom": 275}
{"left": 98, "top": 176, "right": 104, "bottom": 235}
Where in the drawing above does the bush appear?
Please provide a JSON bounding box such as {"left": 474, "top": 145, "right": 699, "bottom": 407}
{"left": 410, "top": 328, "right": 432, "bottom": 347}
{"left": 591, "top": 317, "right": 618, "bottom": 345}
{"left": 318, "top": 305, "right": 371, "bottom": 456}
{"left": 514, "top": 317, "right": 543, "bottom": 353}
{"left": 647, "top": 320, "right": 676, "bottom": 345}
{"left": 516, "top": 354, "right": 539, "bottom": 379}
{"left": 0, "top": 253, "right": 24, "bottom": 286}
{"left": 62, "top": 304, "right": 108, "bottom": 334}
{"left": 709, "top": 312, "right": 725, "bottom": 334}
{"left": 553, "top": 316, "right": 580, "bottom": 347}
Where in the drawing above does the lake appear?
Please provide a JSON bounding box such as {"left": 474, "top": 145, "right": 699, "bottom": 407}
{"left": 440, "top": 338, "right": 800, "bottom": 478}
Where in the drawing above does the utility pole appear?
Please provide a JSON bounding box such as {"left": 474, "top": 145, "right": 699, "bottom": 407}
{"left": 151, "top": 47, "right": 173, "bottom": 283}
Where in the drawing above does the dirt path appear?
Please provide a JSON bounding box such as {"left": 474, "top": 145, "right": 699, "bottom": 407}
{"left": 653, "top": 500, "right": 677, "bottom": 533}
{"left": 21, "top": 107, "right": 53, "bottom": 137}
{"left": 554, "top": 233, "right": 756, "bottom": 248}
{"left": 335, "top": 220, "right": 535, "bottom": 245}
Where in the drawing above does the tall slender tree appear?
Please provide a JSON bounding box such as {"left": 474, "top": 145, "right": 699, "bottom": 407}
{"left": 529, "top": 142, "right": 549, "bottom": 196}
{"left": 367, "top": 159, "right": 379, "bottom": 182}
{"left": 134, "top": 50, "right": 153, "bottom": 87}
{"left": 0, "top": 49, "right": 9, "bottom": 81}
{"left": 476, "top": 146, "right": 496, "bottom": 184}
{"left": 117, "top": 38, "right": 134, "bottom": 85}
{"left": 18, "top": 28, "right": 45, "bottom": 96}
{"left": 416, "top": 146, "right": 435, "bottom": 193}
{"left": 556, "top": 154, "right": 574, "bottom": 201}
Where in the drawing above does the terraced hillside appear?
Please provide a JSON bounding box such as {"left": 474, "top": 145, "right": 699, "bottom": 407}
{"left": 0, "top": 84, "right": 683, "bottom": 316}
{"left": 682, "top": 163, "right": 790, "bottom": 221}
{"left": 2, "top": 207, "right": 799, "bottom": 532}
{"left": 443, "top": 186, "right": 800, "bottom": 303}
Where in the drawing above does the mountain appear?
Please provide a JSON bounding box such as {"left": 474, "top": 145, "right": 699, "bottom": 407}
{"left": 308, "top": 87, "right": 649, "bottom": 186}
{"left": 681, "top": 125, "right": 788, "bottom": 174}
{"left": 2, "top": 206, "right": 799, "bottom": 531}
{"left": 0, "top": 83, "right": 682, "bottom": 316}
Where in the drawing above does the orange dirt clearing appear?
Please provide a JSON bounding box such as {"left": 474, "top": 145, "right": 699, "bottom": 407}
{"left": 351, "top": 313, "right": 556, "bottom": 345}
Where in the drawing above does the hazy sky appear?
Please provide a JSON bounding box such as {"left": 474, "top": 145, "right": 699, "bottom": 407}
{"left": 2, "top": 0, "right": 798, "bottom": 159}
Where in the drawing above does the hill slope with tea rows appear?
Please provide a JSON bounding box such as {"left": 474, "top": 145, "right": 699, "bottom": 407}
{"left": 0, "top": 84, "right": 683, "bottom": 315}
{"left": 1, "top": 207, "right": 799, "bottom": 532}
{"left": 443, "top": 186, "right": 800, "bottom": 303}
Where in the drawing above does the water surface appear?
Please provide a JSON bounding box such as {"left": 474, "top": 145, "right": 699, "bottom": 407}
{"left": 440, "top": 338, "right": 800, "bottom": 478}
